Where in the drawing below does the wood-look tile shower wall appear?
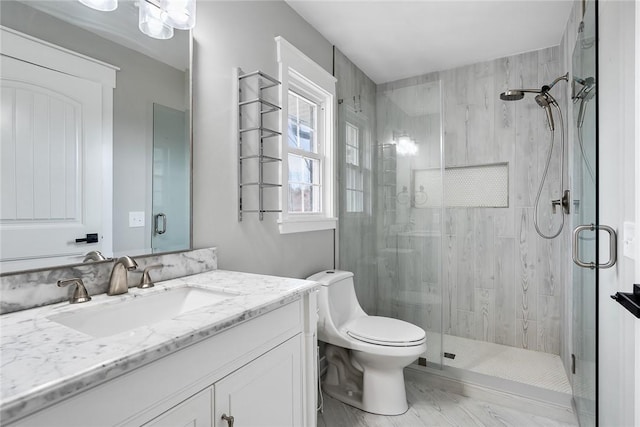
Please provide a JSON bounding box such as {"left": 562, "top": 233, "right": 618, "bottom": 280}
{"left": 441, "top": 46, "right": 566, "bottom": 355}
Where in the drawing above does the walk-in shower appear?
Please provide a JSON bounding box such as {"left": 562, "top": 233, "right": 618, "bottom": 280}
{"left": 334, "top": 43, "right": 575, "bottom": 421}
{"left": 500, "top": 73, "right": 569, "bottom": 239}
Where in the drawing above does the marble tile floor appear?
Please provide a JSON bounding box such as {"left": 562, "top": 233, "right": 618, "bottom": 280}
{"left": 317, "top": 374, "right": 578, "bottom": 427}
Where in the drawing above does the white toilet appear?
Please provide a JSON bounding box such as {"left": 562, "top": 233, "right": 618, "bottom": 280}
{"left": 307, "top": 270, "right": 426, "bottom": 416}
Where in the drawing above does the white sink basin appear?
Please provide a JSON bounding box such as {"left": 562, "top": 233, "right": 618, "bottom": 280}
{"left": 47, "top": 286, "right": 238, "bottom": 338}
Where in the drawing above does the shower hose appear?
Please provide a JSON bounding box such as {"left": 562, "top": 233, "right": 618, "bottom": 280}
{"left": 533, "top": 101, "right": 565, "bottom": 239}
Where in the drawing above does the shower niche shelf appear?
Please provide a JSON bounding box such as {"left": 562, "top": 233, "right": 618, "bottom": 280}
{"left": 237, "top": 69, "right": 282, "bottom": 221}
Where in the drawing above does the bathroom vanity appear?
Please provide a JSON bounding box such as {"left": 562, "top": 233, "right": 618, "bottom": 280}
{"left": 0, "top": 270, "right": 319, "bottom": 426}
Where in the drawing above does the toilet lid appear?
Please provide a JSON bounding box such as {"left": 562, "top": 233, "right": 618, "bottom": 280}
{"left": 344, "top": 316, "right": 425, "bottom": 347}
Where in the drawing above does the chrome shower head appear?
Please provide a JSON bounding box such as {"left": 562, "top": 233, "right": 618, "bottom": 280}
{"left": 500, "top": 89, "right": 525, "bottom": 101}
{"left": 535, "top": 93, "right": 550, "bottom": 108}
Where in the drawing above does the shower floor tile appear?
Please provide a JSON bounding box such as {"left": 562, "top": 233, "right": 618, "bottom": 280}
{"left": 426, "top": 332, "right": 572, "bottom": 394}
{"left": 318, "top": 375, "right": 578, "bottom": 427}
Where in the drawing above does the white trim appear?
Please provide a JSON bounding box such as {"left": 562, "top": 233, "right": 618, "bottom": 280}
{"left": 275, "top": 36, "right": 337, "bottom": 91}
{"left": 276, "top": 36, "right": 337, "bottom": 234}
{"left": 0, "top": 26, "right": 118, "bottom": 88}
{"left": 278, "top": 217, "right": 338, "bottom": 234}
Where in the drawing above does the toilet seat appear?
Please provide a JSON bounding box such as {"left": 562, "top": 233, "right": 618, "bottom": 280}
{"left": 344, "top": 316, "right": 426, "bottom": 347}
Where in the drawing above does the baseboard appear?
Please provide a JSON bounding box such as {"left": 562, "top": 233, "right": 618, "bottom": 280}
{"left": 406, "top": 365, "right": 578, "bottom": 425}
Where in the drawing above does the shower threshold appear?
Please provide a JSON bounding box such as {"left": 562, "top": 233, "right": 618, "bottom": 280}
{"left": 426, "top": 332, "right": 571, "bottom": 393}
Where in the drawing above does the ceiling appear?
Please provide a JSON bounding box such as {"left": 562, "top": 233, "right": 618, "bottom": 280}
{"left": 286, "top": 0, "right": 574, "bottom": 84}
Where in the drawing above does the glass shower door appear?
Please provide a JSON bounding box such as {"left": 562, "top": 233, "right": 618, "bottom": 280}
{"left": 571, "top": 1, "right": 597, "bottom": 425}
{"left": 151, "top": 103, "right": 190, "bottom": 253}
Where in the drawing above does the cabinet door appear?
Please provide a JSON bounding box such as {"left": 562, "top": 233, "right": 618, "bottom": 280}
{"left": 215, "top": 335, "right": 302, "bottom": 427}
{"left": 143, "top": 387, "right": 212, "bottom": 427}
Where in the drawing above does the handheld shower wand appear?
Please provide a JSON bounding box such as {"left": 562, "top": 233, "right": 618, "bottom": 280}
{"left": 498, "top": 73, "right": 569, "bottom": 239}
{"left": 535, "top": 93, "right": 556, "bottom": 131}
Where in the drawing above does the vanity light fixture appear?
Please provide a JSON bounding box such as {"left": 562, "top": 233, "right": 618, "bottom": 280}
{"left": 78, "top": 0, "right": 196, "bottom": 40}
{"left": 79, "top": 0, "right": 118, "bottom": 12}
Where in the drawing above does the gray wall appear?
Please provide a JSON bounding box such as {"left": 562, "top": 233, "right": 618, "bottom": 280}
{"left": 0, "top": 1, "right": 188, "bottom": 256}
{"left": 192, "top": 1, "right": 334, "bottom": 278}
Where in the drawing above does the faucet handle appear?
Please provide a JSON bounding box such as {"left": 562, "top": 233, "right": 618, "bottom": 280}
{"left": 57, "top": 278, "right": 92, "bottom": 304}
{"left": 139, "top": 264, "right": 163, "bottom": 289}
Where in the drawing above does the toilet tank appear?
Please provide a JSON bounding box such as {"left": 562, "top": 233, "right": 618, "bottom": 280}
{"left": 307, "top": 270, "right": 365, "bottom": 330}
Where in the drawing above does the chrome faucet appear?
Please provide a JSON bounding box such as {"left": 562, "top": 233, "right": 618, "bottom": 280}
{"left": 107, "top": 256, "right": 138, "bottom": 296}
{"left": 58, "top": 278, "right": 92, "bottom": 304}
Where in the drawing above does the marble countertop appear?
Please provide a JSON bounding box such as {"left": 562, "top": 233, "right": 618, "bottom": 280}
{"left": 0, "top": 269, "right": 319, "bottom": 424}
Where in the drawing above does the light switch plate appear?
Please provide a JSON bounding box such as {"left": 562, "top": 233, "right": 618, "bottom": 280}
{"left": 623, "top": 221, "right": 635, "bottom": 259}
{"left": 129, "top": 211, "right": 145, "bottom": 228}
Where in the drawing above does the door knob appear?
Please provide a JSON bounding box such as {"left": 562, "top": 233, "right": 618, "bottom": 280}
{"left": 75, "top": 233, "right": 98, "bottom": 244}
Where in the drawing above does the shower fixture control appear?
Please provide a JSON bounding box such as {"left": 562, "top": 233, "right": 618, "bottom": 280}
{"left": 551, "top": 190, "right": 571, "bottom": 215}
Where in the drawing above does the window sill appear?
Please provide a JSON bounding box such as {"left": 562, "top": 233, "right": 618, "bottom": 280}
{"left": 278, "top": 217, "right": 337, "bottom": 234}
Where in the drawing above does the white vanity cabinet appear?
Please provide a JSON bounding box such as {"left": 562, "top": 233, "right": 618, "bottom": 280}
{"left": 9, "top": 292, "right": 317, "bottom": 427}
{"left": 145, "top": 337, "right": 302, "bottom": 427}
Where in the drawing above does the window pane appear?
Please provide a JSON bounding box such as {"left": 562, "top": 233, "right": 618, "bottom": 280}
{"left": 346, "top": 123, "right": 358, "bottom": 148}
{"left": 288, "top": 154, "right": 320, "bottom": 185}
{"left": 298, "top": 123, "right": 314, "bottom": 152}
{"left": 288, "top": 92, "right": 317, "bottom": 152}
{"left": 346, "top": 189, "right": 364, "bottom": 213}
{"left": 298, "top": 98, "right": 315, "bottom": 130}
{"left": 288, "top": 183, "right": 321, "bottom": 213}
{"left": 345, "top": 122, "right": 359, "bottom": 166}
{"left": 346, "top": 145, "right": 358, "bottom": 166}
{"left": 346, "top": 167, "right": 363, "bottom": 191}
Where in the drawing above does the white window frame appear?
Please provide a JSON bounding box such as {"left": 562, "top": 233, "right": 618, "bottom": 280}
{"left": 276, "top": 36, "right": 337, "bottom": 234}
{"left": 344, "top": 110, "right": 372, "bottom": 216}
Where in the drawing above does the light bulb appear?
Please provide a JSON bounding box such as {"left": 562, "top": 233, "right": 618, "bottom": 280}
{"left": 160, "top": 0, "right": 196, "bottom": 30}
{"left": 79, "top": 0, "right": 118, "bottom": 12}
{"left": 139, "top": 0, "right": 174, "bottom": 39}
{"left": 396, "top": 135, "right": 418, "bottom": 156}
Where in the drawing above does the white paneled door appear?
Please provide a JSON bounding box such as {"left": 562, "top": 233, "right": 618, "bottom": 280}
{"left": 1, "top": 55, "right": 104, "bottom": 266}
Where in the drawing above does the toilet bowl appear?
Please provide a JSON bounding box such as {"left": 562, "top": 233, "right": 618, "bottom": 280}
{"left": 307, "top": 270, "right": 426, "bottom": 415}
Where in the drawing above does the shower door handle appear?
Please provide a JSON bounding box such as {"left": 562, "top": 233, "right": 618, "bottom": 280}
{"left": 154, "top": 213, "right": 167, "bottom": 235}
{"left": 572, "top": 224, "right": 617, "bottom": 269}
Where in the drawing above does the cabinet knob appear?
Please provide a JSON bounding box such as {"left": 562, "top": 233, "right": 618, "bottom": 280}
{"left": 221, "top": 413, "right": 235, "bottom": 427}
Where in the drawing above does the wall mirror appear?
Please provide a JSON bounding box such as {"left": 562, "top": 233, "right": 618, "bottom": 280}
{"left": 0, "top": 0, "right": 192, "bottom": 273}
